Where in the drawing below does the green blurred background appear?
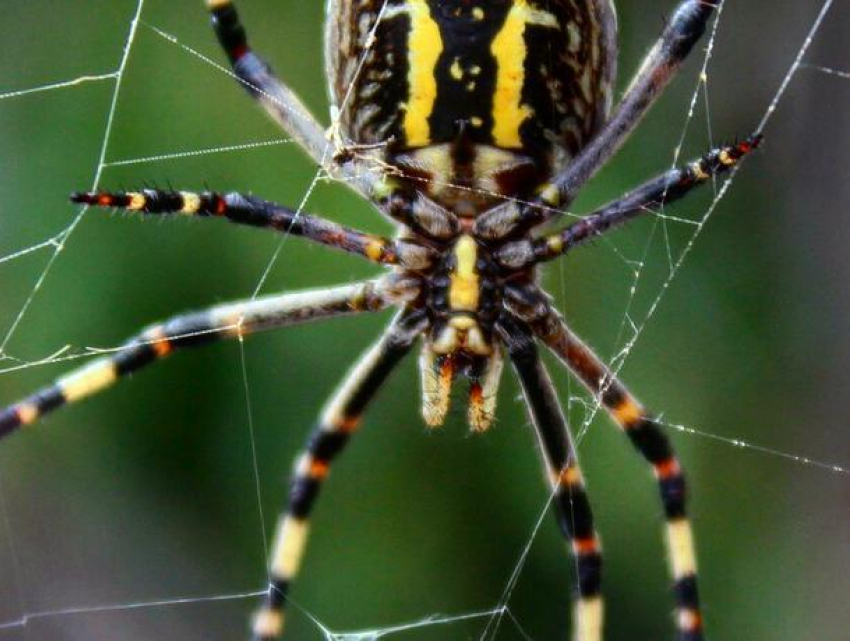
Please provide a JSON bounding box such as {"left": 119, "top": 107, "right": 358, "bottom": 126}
{"left": 1, "top": 1, "right": 847, "bottom": 639}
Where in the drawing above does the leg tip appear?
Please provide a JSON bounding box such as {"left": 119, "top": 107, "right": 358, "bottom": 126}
{"left": 70, "top": 191, "right": 95, "bottom": 204}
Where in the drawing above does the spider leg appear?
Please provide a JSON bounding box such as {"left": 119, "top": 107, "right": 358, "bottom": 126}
{"left": 0, "top": 280, "right": 388, "bottom": 441}
{"left": 537, "top": 0, "right": 719, "bottom": 211}
{"left": 494, "top": 137, "right": 760, "bottom": 270}
{"left": 252, "top": 308, "right": 427, "bottom": 641}
{"left": 206, "top": 1, "right": 328, "bottom": 168}
{"left": 72, "top": 189, "right": 436, "bottom": 269}
{"left": 498, "top": 316, "right": 603, "bottom": 641}
{"left": 206, "top": 1, "right": 377, "bottom": 196}
{"left": 533, "top": 312, "right": 704, "bottom": 641}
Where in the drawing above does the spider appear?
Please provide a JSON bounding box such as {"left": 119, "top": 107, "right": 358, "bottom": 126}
{"left": 0, "top": 1, "right": 760, "bottom": 639}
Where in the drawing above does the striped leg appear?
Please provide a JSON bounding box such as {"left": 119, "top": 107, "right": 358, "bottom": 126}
{"left": 205, "top": 0, "right": 378, "bottom": 195}
{"left": 494, "top": 138, "right": 762, "bottom": 271}
{"left": 538, "top": 317, "right": 703, "bottom": 641}
{"left": 540, "top": 0, "right": 718, "bottom": 209}
{"left": 498, "top": 317, "right": 603, "bottom": 641}
{"left": 252, "top": 309, "right": 427, "bottom": 641}
{"left": 0, "top": 281, "right": 387, "bottom": 441}
{"left": 206, "top": 0, "right": 329, "bottom": 167}
{"left": 70, "top": 189, "right": 424, "bottom": 268}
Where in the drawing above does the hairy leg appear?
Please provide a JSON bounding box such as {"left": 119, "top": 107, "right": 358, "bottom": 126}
{"left": 499, "top": 316, "right": 604, "bottom": 641}
{"left": 252, "top": 309, "right": 427, "bottom": 640}
{"left": 1, "top": 281, "right": 387, "bottom": 441}
{"left": 537, "top": 315, "right": 704, "bottom": 641}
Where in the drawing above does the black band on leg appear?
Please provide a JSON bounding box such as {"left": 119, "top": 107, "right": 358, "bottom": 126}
{"left": 0, "top": 408, "right": 20, "bottom": 439}
{"left": 267, "top": 578, "right": 290, "bottom": 611}
{"left": 626, "top": 418, "right": 674, "bottom": 464}
{"left": 209, "top": 2, "right": 249, "bottom": 64}
{"left": 576, "top": 552, "right": 603, "bottom": 597}
{"left": 555, "top": 489, "right": 596, "bottom": 542}
{"left": 674, "top": 574, "right": 700, "bottom": 611}
{"left": 500, "top": 316, "right": 605, "bottom": 607}
{"left": 660, "top": 473, "right": 687, "bottom": 519}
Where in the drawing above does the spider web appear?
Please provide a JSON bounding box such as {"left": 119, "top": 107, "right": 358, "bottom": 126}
{"left": 1, "top": 1, "right": 848, "bottom": 639}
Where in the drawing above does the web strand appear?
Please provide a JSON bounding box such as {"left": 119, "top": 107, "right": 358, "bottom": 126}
{"left": 0, "top": 590, "right": 266, "bottom": 632}
{"left": 102, "top": 137, "right": 293, "bottom": 168}
{"left": 801, "top": 62, "right": 850, "bottom": 79}
{"left": 0, "top": 72, "right": 119, "bottom": 101}
{"left": 0, "top": 0, "right": 146, "bottom": 354}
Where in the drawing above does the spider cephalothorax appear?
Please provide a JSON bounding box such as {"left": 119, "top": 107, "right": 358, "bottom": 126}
{"left": 0, "top": 1, "right": 761, "bottom": 640}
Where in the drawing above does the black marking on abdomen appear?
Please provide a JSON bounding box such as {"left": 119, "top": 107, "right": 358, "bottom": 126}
{"left": 425, "top": 2, "right": 510, "bottom": 146}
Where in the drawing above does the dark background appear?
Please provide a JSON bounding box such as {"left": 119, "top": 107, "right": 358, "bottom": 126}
{"left": 1, "top": 1, "right": 848, "bottom": 639}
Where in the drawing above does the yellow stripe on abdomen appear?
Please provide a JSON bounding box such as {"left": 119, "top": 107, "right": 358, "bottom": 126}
{"left": 402, "top": 0, "right": 443, "bottom": 147}
{"left": 490, "top": 1, "right": 557, "bottom": 148}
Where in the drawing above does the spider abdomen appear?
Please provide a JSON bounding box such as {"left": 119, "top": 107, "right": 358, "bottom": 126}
{"left": 327, "top": 0, "right": 617, "bottom": 195}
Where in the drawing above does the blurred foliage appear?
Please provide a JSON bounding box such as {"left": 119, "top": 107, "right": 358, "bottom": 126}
{"left": 0, "top": 1, "right": 848, "bottom": 639}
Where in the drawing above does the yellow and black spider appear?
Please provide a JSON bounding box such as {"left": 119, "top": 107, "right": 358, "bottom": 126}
{"left": 0, "top": 1, "right": 761, "bottom": 639}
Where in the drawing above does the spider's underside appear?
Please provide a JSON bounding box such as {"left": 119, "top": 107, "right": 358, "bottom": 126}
{"left": 0, "top": 1, "right": 761, "bottom": 639}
